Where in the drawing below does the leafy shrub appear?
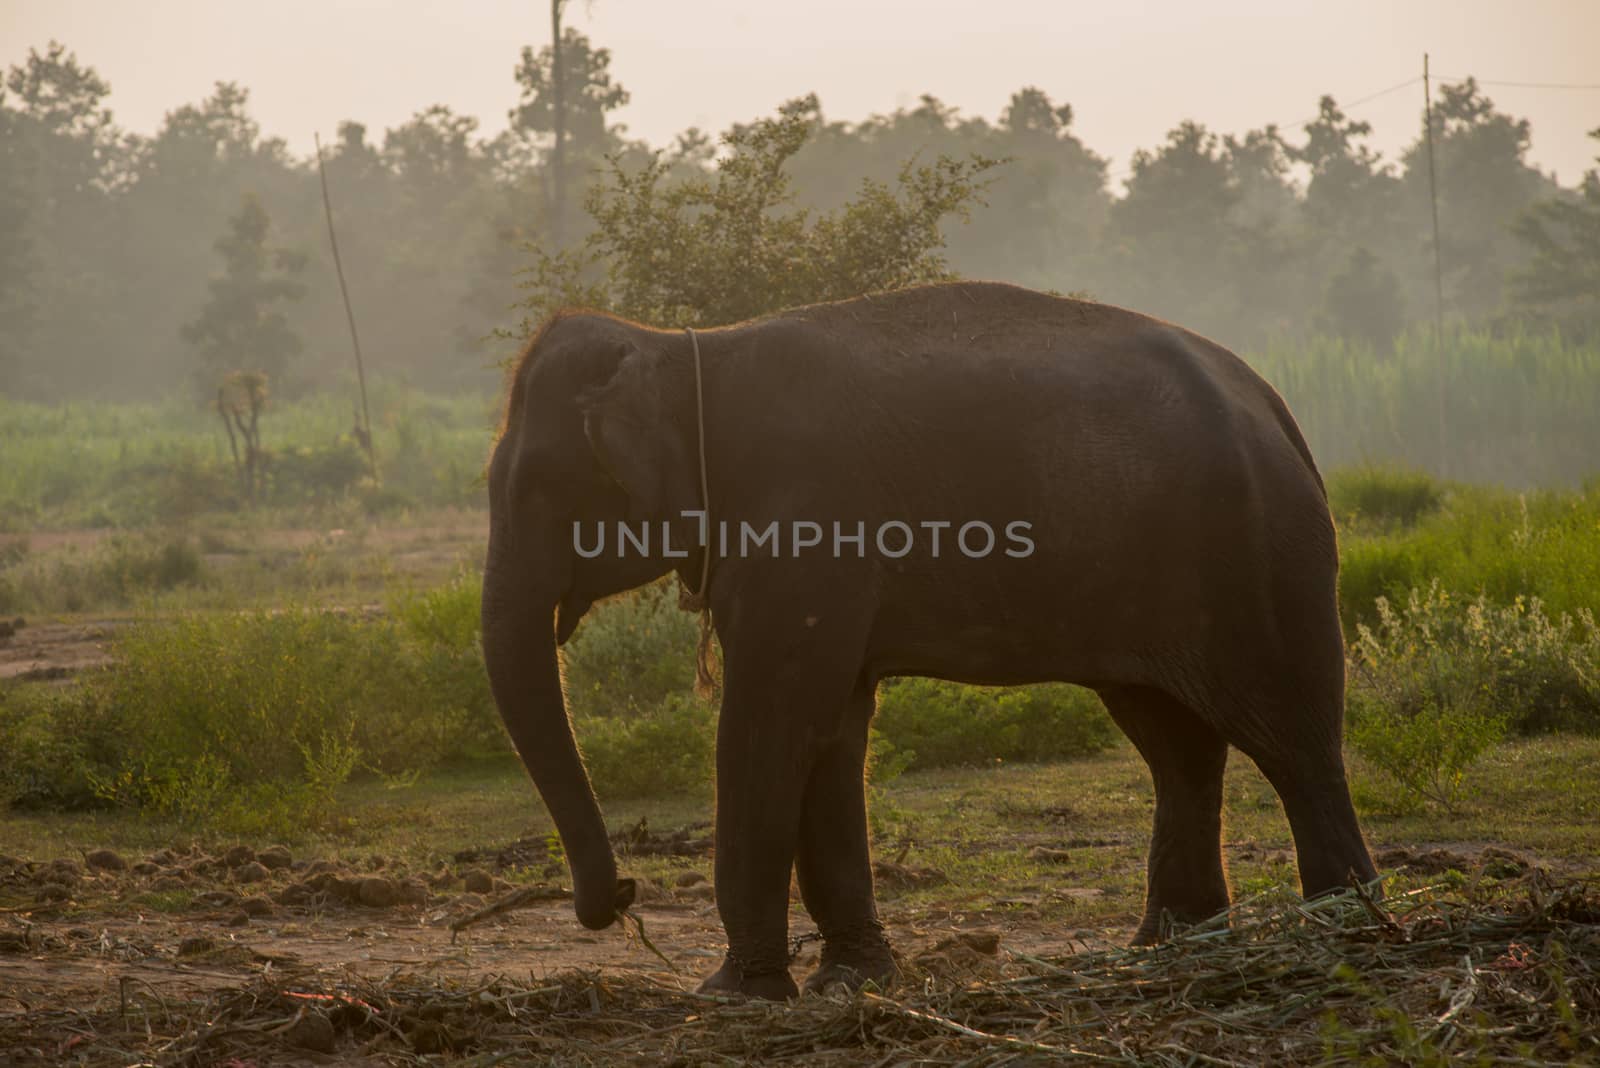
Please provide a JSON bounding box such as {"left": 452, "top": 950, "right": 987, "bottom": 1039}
{"left": 1347, "top": 581, "right": 1600, "bottom": 810}
{"left": 267, "top": 439, "right": 369, "bottom": 505}
{"left": 561, "top": 581, "right": 700, "bottom": 718}
{"left": 1327, "top": 465, "right": 1443, "bottom": 530}
{"left": 873, "top": 678, "right": 1117, "bottom": 770}
{"left": 577, "top": 694, "right": 717, "bottom": 800}
{"left": 1351, "top": 581, "right": 1600, "bottom": 735}
{"left": 77, "top": 607, "right": 500, "bottom": 815}
{"left": 514, "top": 96, "right": 997, "bottom": 330}
{"left": 392, "top": 570, "right": 482, "bottom": 651}
{"left": 1348, "top": 696, "right": 1507, "bottom": 815}
{"left": 0, "top": 683, "right": 128, "bottom": 809}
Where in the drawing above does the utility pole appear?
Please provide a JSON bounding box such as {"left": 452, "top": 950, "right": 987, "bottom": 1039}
{"left": 1423, "top": 53, "right": 1448, "bottom": 476}
{"left": 314, "top": 132, "right": 378, "bottom": 484}
{"left": 550, "top": 0, "right": 568, "bottom": 249}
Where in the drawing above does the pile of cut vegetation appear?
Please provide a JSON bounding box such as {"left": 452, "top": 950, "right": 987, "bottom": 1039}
{"left": 2, "top": 876, "right": 1594, "bottom": 1066}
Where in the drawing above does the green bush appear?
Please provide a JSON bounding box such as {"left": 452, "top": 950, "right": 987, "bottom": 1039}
{"left": 577, "top": 694, "right": 717, "bottom": 800}
{"left": 391, "top": 569, "right": 482, "bottom": 652}
{"left": 4, "top": 606, "right": 502, "bottom": 822}
{"left": 1327, "top": 465, "right": 1444, "bottom": 530}
{"left": 561, "top": 581, "right": 700, "bottom": 718}
{"left": 873, "top": 678, "right": 1117, "bottom": 770}
{"left": 0, "top": 684, "right": 128, "bottom": 809}
{"left": 1350, "top": 581, "right": 1600, "bottom": 736}
{"left": 266, "top": 439, "right": 369, "bottom": 504}
{"left": 1347, "top": 581, "right": 1600, "bottom": 811}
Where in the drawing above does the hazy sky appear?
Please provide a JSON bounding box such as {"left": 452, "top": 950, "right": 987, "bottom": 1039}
{"left": 4, "top": 0, "right": 1598, "bottom": 186}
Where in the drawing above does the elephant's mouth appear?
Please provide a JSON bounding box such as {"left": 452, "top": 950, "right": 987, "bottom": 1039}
{"left": 556, "top": 591, "right": 592, "bottom": 645}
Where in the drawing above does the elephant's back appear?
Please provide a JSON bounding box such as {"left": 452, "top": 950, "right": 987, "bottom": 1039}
{"left": 772, "top": 281, "right": 1321, "bottom": 506}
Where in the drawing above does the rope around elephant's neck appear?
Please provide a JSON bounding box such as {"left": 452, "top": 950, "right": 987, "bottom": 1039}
{"left": 680, "top": 327, "right": 717, "bottom": 695}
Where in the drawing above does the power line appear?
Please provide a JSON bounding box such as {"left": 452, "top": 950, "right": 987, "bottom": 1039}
{"left": 1280, "top": 76, "right": 1421, "bottom": 131}
{"left": 1105, "top": 74, "right": 1423, "bottom": 184}
{"left": 1102, "top": 67, "right": 1594, "bottom": 186}
{"left": 1435, "top": 76, "right": 1600, "bottom": 90}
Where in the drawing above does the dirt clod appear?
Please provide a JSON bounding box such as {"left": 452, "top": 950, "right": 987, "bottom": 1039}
{"left": 223, "top": 845, "right": 257, "bottom": 868}
{"left": 176, "top": 935, "right": 214, "bottom": 956}
{"left": 48, "top": 858, "right": 83, "bottom": 881}
{"left": 358, "top": 877, "right": 399, "bottom": 908}
{"left": 258, "top": 845, "right": 293, "bottom": 870}
{"left": 275, "top": 882, "right": 317, "bottom": 906}
{"left": 284, "top": 1008, "right": 337, "bottom": 1052}
{"left": 85, "top": 849, "right": 127, "bottom": 872}
{"left": 235, "top": 861, "right": 271, "bottom": 884}
{"left": 240, "top": 895, "right": 275, "bottom": 916}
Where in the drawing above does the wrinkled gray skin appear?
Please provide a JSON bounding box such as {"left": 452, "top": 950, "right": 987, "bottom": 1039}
{"left": 483, "top": 282, "right": 1378, "bottom": 1000}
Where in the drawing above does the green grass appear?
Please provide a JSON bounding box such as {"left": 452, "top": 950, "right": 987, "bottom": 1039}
{"left": 1337, "top": 478, "right": 1600, "bottom": 630}
{"left": 0, "top": 381, "right": 496, "bottom": 530}
{"left": 2, "top": 734, "right": 1595, "bottom": 931}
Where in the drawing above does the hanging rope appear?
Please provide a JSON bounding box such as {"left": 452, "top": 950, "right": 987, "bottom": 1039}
{"left": 677, "top": 327, "right": 717, "bottom": 696}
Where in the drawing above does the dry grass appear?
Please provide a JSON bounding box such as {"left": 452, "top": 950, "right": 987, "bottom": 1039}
{"left": 3, "top": 874, "right": 1594, "bottom": 1066}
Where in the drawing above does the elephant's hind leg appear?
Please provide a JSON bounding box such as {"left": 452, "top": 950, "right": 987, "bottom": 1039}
{"left": 1098, "top": 685, "right": 1231, "bottom": 945}
{"left": 1215, "top": 691, "right": 1378, "bottom": 900}
{"left": 795, "top": 685, "right": 897, "bottom": 995}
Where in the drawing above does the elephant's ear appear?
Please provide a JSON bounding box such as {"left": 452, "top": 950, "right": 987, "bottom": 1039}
{"left": 579, "top": 342, "right": 688, "bottom": 522}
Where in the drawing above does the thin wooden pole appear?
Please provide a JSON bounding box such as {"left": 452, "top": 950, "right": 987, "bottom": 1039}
{"left": 1423, "top": 53, "right": 1447, "bottom": 476}
{"left": 313, "top": 131, "right": 379, "bottom": 484}
{"left": 550, "top": 0, "right": 567, "bottom": 249}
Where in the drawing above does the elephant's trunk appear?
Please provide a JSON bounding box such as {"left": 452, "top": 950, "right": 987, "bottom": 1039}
{"left": 481, "top": 537, "right": 633, "bottom": 930}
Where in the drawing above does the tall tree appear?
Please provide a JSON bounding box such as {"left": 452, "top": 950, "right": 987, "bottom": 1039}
{"left": 0, "top": 42, "right": 128, "bottom": 396}
{"left": 1400, "top": 79, "right": 1554, "bottom": 319}
{"left": 1511, "top": 128, "right": 1600, "bottom": 339}
{"left": 181, "top": 192, "right": 307, "bottom": 389}
{"left": 1316, "top": 245, "right": 1406, "bottom": 351}
{"left": 1104, "top": 121, "right": 1240, "bottom": 336}
{"left": 510, "top": 24, "right": 631, "bottom": 246}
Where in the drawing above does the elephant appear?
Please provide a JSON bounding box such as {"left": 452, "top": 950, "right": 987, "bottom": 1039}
{"left": 481, "top": 280, "right": 1378, "bottom": 1000}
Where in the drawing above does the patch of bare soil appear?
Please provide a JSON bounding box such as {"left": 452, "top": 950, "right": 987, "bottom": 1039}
{"left": 0, "top": 836, "right": 1120, "bottom": 1025}
{"left": 0, "top": 619, "right": 127, "bottom": 682}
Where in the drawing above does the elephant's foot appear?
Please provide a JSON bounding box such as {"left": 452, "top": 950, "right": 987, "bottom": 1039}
{"left": 801, "top": 935, "right": 898, "bottom": 996}
{"left": 1131, "top": 901, "right": 1230, "bottom": 946}
{"left": 697, "top": 955, "right": 799, "bottom": 1001}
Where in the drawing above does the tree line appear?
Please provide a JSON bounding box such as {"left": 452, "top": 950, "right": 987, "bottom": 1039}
{"left": 1, "top": 34, "right": 1595, "bottom": 403}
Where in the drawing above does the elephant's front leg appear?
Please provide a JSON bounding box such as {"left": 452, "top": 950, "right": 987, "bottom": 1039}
{"left": 696, "top": 567, "right": 878, "bottom": 999}
{"left": 696, "top": 683, "right": 810, "bottom": 1000}
{"left": 796, "top": 686, "right": 897, "bottom": 994}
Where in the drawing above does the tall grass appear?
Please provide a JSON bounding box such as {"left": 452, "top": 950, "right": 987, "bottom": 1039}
{"left": 1337, "top": 478, "right": 1600, "bottom": 631}
{"left": 1248, "top": 328, "right": 1600, "bottom": 487}
{"left": 0, "top": 380, "right": 496, "bottom": 528}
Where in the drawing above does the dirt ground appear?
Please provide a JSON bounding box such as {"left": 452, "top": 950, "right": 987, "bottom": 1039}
{"left": 0, "top": 834, "right": 1124, "bottom": 1028}
{"left": 0, "top": 620, "right": 126, "bottom": 682}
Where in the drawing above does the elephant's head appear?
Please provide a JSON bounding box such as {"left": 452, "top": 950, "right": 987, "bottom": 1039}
{"left": 480, "top": 313, "right": 700, "bottom": 929}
